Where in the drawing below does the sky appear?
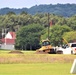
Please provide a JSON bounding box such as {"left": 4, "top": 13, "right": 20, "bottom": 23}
{"left": 0, "top": 0, "right": 76, "bottom": 9}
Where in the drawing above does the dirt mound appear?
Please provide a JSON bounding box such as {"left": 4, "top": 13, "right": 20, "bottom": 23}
{"left": 9, "top": 50, "right": 23, "bottom": 54}
{"left": 35, "top": 51, "right": 48, "bottom": 54}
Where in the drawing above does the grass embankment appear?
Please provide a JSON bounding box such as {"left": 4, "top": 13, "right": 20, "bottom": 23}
{"left": 0, "top": 50, "right": 76, "bottom": 75}
{"left": 0, "top": 50, "right": 76, "bottom": 63}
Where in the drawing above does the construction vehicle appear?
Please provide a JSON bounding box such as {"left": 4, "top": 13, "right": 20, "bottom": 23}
{"left": 35, "top": 13, "right": 56, "bottom": 54}
{"left": 36, "top": 39, "right": 56, "bottom": 54}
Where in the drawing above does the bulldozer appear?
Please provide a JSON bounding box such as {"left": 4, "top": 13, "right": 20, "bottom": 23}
{"left": 36, "top": 39, "right": 56, "bottom": 54}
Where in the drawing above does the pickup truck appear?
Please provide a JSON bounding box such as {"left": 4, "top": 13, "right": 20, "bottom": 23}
{"left": 56, "top": 43, "right": 76, "bottom": 54}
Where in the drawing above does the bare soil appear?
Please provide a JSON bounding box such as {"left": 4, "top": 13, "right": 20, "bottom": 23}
{"left": 9, "top": 50, "right": 23, "bottom": 54}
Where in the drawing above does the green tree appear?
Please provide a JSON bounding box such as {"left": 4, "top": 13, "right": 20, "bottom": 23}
{"left": 41, "top": 25, "right": 72, "bottom": 46}
{"left": 15, "top": 24, "right": 44, "bottom": 50}
{"left": 63, "top": 31, "right": 76, "bottom": 43}
{"left": 6, "top": 11, "right": 16, "bottom": 15}
{"left": 67, "top": 15, "right": 76, "bottom": 30}
{"left": 20, "top": 11, "right": 28, "bottom": 15}
{"left": 50, "top": 25, "right": 72, "bottom": 46}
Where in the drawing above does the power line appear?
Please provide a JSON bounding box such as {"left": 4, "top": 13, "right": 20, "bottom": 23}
{"left": 34, "top": 0, "right": 39, "bottom": 5}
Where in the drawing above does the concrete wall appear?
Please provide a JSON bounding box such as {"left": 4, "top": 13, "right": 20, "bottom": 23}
{"left": 1, "top": 44, "right": 15, "bottom": 50}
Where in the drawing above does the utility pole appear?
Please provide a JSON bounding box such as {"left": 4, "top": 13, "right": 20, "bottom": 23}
{"left": 47, "top": 13, "right": 50, "bottom": 40}
{"left": 2, "top": 28, "right": 4, "bottom": 38}
{"left": 5, "top": 28, "right": 6, "bottom": 45}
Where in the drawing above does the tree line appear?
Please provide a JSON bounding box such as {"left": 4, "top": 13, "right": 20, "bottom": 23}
{"left": 0, "top": 12, "right": 76, "bottom": 50}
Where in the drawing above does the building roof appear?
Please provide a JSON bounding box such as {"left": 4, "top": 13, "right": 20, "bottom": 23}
{"left": 1, "top": 38, "right": 15, "bottom": 44}
{"left": 9, "top": 32, "right": 16, "bottom": 39}
{"left": 1, "top": 32, "right": 16, "bottom": 44}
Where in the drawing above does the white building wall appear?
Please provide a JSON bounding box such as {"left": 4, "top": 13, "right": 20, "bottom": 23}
{"left": 1, "top": 44, "right": 15, "bottom": 50}
{"left": 5, "top": 32, "right": 12, "bottom": 39}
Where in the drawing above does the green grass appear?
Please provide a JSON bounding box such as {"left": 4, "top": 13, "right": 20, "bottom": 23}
{"left": 0, "top": 50, "right": 76, "bottom": 75}
{"left": 0, "top": 63, "right": 75, "bottom": 75}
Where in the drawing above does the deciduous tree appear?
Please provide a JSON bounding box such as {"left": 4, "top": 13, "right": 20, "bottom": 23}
{"left": 15, "top": 24, "right": 44, "bottom": 50}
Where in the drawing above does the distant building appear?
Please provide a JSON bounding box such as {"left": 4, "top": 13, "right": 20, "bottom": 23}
{"left": 0, "top": 32, "right": 16, "bottom": 50}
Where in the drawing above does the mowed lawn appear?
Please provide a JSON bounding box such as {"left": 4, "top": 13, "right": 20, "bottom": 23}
{"left": 0, "top": 50, "right": 76, "bottom": 75}
{"left": 0, "top": 63, "right": 74, "bottom": 75}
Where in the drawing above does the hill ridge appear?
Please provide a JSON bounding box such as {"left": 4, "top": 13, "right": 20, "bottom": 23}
{"left": 0, "top": 4, "right": 76, "bottom": 17}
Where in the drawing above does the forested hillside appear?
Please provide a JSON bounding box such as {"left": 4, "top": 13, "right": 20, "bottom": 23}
{"left": 0, "top": 4, "right": 76, "bottom": 17}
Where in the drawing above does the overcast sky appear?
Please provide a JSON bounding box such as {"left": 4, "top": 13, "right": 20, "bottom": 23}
{"left": 0, "top": 0, "right": 76, "bottom": 8}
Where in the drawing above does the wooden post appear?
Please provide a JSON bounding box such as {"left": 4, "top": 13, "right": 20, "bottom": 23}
{"left": 47, "top": 13, "right": 50, "bottom": 40}
{"left": 70, "top": 59, "right": 76, "bottom": 74}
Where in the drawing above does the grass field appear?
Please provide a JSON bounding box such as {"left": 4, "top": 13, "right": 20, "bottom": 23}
{"left": 0, "top": 50, "right": 76, "bottom": 75}
{"left": 0, "top": 63, "right": 74, "bottom": 75}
